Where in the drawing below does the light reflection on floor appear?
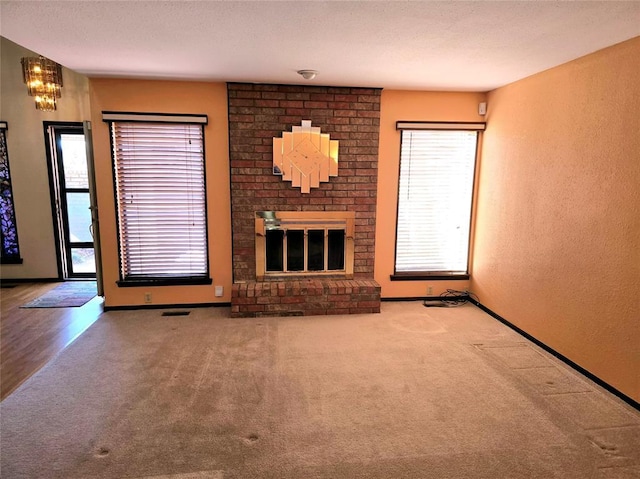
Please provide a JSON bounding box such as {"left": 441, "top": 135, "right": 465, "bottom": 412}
{"left": 54, "top": 295, "right": 103, "bottom": 350}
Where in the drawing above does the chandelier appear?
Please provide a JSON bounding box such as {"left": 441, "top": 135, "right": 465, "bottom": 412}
{"left": 21, "top": 56, "right": 63, "bottom": 112}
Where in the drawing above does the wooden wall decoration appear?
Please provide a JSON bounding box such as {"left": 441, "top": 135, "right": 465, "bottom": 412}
{"left": 273, "top": 120, "right": 339, "bottom": 193}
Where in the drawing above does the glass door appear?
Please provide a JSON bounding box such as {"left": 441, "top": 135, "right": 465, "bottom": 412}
{"left": 46, "top": 124, "right": 96, "bottom": 278}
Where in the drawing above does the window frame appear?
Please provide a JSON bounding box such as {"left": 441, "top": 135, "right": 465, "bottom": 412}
{"left": 391, "top": 121, "right": 484, "bottom": 280}
{"left": 103, "top": 112, "right": 212, "bottom": 287}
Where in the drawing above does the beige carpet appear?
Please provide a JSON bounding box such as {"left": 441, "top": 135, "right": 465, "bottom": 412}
{"left": 1, "top": 302, "right": 638, "bottom": 478}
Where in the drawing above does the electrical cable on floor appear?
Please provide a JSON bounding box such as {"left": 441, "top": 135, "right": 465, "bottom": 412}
{"left": 423, "top": 288, "right": 479, "bottom": 308}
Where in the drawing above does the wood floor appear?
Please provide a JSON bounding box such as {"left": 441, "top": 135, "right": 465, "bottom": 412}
{"left": 0, "top": 282, "right": 103, "bottom": 400}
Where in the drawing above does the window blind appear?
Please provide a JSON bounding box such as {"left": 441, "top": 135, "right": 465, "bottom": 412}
{"left": 395, "top": 129, "right": 478, "bottom": 274}
{"left": 110, "top": 121, "right": 208, "bottom": 281}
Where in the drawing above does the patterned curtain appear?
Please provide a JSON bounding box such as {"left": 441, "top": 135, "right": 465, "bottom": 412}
{"left": 0, "top": 125, "right": 21, "bottom": 262}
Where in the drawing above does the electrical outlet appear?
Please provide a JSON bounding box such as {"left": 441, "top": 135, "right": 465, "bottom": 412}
{"left": 144, "top": 292, "right": 152, "bottom": 304}
{"left": 215, "top": 286, "right": 224, "bottom": 297}
{"left": 427, "top": 286, "right": 433, "bottom": 296}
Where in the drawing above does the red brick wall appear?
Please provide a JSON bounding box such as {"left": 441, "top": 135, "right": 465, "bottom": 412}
{"left": 228, "top": 83, "right": 381, "bottom": 282}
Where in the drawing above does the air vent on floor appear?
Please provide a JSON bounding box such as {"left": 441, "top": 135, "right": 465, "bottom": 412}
{"left": 161, "top": 311, "right": 191, "bottom": 317}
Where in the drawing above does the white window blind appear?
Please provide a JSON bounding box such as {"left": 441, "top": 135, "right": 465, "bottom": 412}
{"left": 109, "top": 120, "right": 208, "bottom": 281}
{"left": 395, "top": 129, "right": 479, "bottom": 274}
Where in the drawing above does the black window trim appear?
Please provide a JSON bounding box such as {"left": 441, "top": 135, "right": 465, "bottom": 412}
{"left": 102, "top": 111, "right": 208, "bottom": 124}
{"left": 390, "top": 273, "right": 470, "bottom": 281}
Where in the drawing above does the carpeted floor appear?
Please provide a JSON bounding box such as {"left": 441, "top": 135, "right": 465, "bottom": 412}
{"left": 1, "top": 302, "right": 638, "bottom": 478}
{"left": 20, "top": 281, "right": 97, "bottom": 308}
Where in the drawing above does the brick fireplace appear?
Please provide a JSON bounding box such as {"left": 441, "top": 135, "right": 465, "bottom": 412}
{"left": 228, "top": 83, "right": 381, "bottom": 317}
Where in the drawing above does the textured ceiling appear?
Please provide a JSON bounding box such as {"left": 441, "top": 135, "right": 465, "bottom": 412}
{"left": 1, "top": 1, "right": 639, "bottom": 91}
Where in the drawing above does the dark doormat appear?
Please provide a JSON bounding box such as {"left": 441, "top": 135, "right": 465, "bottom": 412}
{"left": 21, "top": 281, "right": 97, "bottom": 308}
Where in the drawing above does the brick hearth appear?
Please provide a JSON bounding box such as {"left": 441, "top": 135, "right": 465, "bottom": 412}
{"left": 231, "top": 279, "right": 381, "bottom": 318}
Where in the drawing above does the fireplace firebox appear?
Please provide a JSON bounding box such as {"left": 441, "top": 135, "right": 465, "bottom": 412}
{"left": 255, "top": 211, "right": 354, "bottom": 281}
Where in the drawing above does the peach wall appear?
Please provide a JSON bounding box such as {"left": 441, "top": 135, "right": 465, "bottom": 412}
{"left": 472, "top": 38, "right": 640, "bottom": 401}
{"left": 89, "top": 79, "right": 232, "bottom": 308}
{"left": 375, "top": 90, "right": 487, "bottom": 298}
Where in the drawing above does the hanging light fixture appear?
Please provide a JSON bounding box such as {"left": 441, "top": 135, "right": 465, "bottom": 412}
{"left": 21, "top": 56, "right": 63, "bottom": 112}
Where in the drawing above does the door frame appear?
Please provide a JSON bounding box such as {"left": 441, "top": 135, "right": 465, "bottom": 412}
{"left": 83, "top": 121, "right": 104, "bottom": 295}
{"left": 44, "top": 121, "right": 95, "bottom": 279}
